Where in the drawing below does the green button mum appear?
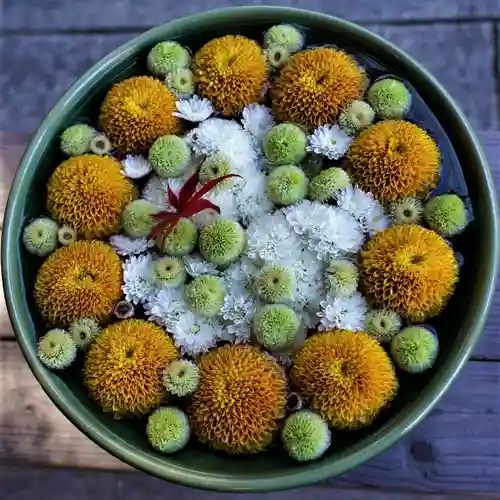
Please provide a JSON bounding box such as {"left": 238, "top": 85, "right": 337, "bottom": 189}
{"left": 253, "top": 304, "right": 300, "bottom": 351}
{"left": 184, "top": 275, "right": 225, "bottom": 317}
{"left": 199, "top": 219, "right": 246, "bottom": 266}
{"left": 146, "top": 407, "right": 191, "bottom": 454}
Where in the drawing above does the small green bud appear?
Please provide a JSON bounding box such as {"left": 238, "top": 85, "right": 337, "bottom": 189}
{"left": 37, "top": 329, "right": 77, "bottom": 370}
{"left": 199, "top": 219, "right": 246, "bottom": 266}
{"left": 390, "top": 197, "right": 424, "bottom": 225}
{"left": 146, "top": 407, "right": 190, "bottom": 453}
{"left": 281, "top": 410, "right": 331, "bottom": 462}
{"left": 69, "top": 318, "right": 102, "bottom": 348}
{"left": 391, "top": 326, "right": 439, "bottom": 373}
{"left": 267, "top": 165, "right": 308, "bottom": 205}
{"left": 147, "top": 41, "right": 191, "bottom": 77}
{"left": 184, "top": 275, "right": 225, "bottom": 317}
{"left": 255, "top": 265, "right": 294, "bottom": 303}
{"left": 308, "top": 168, "right": 350, "bottom": 202}
{"left": 253, "top": 304, "right": 300, "bottom": 350}
{"left": 365, "top": 309, "right": 402, "bottom": 343}
{"left": 150, "top": 256, "right": 186, "bottom": 287}
{"left": 367, "top": 78, "right": 412, "bottom": 119}
{"left": 163, "top": 360, "right": 199, "bottom": 397}
{"left": 22, "top": 218, "right": 58, "bottom": 257}
{"left": 263, "top": 124, "right": 307, "bottom": 166}
{"left": 149, "top": 135, "right": 191, "bottom": 178}
{"left": 161, "top": 218, "right": 198, "bottom": 256}
{"left": 122, "top": 200, "right": 157, "bottom": 238}
{"left": 424, "top": 194, "right": 468, "bottom": 236}
{"left": 338, "top": 100, "right": 375, "bottom": 136}
{"left": 60, "top": 124, "right": 94, "bottom": 156}
{"left": 264, "top": 24, "right": 304, "bottom": 52}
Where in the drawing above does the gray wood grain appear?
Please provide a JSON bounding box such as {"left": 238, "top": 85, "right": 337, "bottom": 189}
{"left": 1, "top": 0, "right": 500, "bottom": 30}
{"left": 0, "top": 465, "right": 494, "bottom": 500}
{"left": 1, "top": 341, "right": 498, "bottom": 493}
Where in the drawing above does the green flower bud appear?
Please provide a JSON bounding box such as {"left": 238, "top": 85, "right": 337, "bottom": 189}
{"left": 255, "top": 265, "right": 294, "bottom": 303}
{"left": 146, "top": 407, "right": 190, "bottom": 453}
{"left": 37, "top": 329, "right": 77, "bottom": 370}
{"left": 122, "top": 199, "right": 157, "bottom": 238}
{"left": 161, "top": 218, "right": 198, "bottom": 256}
{"left": 253, "top": 304, "right": 300, "bottom": 350}
{"left": 199, "top": 219, "right": 246, "bottom": 266}
{"left": 163, "top": 360, "right": 199, "bottom": 397}
{"left": 367, "top": 78, "right": 412, "bottom": 119}
{"left": 184, "top": 275, "right": 225, "bottom": 317}
{"left": 149, "top": 135, "right": 191, "bottom": 178}
{"left": 424, "top": 194, "right": 468, "bottom": 236}
{"left": 325, "top": 260, "right": 358, "bottom": 298}
{"left": 338, "top": 100, "right": 375, "bottom": 136}
{"left": 263, "top": 124, "right": 307, "bottom": 166}
{"left": 264, "top": 24, "right": 304, "bottom": 52}
{"left": 281, "top": 410, "right": 331, "bottom": 462}
{"left": 390, "top": 197, "right": 424, "bottom": 225}
{"left": 150, "top": 256, "right": 186, "bottom": 287}
{"left": 60, "top": 124, "right": 94, "bottom": 156}
{"left": 69, "top": 318, "right": 102, "bottom": 348}
{"left": 267, "top": 165, "right": 308, "bottom": 205}
{"left": 22, "top": 217, "right": 58, "bottom": 257}
{"left": 147, "top": 41, "right": 191, "bottom": 77}
{"left": 365, "top": 309, "right": 402, "bottom": 343}
{"left": 165, "top": 68, "right": 195, "bottom": 98}
{"left": 391, "top": 326, "right": 439, "bottom": 373}
{"left": 308, "top": 167, "right": 351, "bottom": 202}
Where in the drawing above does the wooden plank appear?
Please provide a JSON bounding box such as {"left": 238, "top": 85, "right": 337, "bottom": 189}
{"left": 2, "top": 0, "right": 499, "bottom": 30}
{"left": 1, "top": 132, "right": 499, "bottom": 358}
{"left": 0, "top": 466, "right": 496, "bottom": 500}
{"left": 0, "top": 341, "right": 499, "bottom": 493}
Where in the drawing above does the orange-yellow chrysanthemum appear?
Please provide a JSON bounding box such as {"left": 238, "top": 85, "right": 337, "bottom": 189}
{"left": 47, "top": 154, "right": 135, "bottom": 239}
{"left": 99, "top": 76, "right": 181, "bottom": 153}
{"left": 84, "top": 319, "right": 179, "bottom": 418}
{"left": 188, "top": 344, "right": 286, "bottom": 454}
{"left": 292, "top": 330, "right": 397, "bottom": 429}
{"left": 35, "top": 241, "right": 123, "bottom": 326}
{"left": 348, "top": 120, "right": 440, "bottom": 202}
{"left": 271, "top": 47, "right": 364, "bottom": 128}
{"left": 193, "top": 35, "right": 268, "bottom": 116}
{"left": 360, "top": 224, "right": 458, "bottom": 321}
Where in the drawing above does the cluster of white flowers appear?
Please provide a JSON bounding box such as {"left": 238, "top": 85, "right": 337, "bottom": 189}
{"left": 114, "top": 98, "right": 394, "bottom": 359}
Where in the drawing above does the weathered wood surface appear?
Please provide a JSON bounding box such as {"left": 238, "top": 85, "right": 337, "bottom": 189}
{"left": 1, "top": 341, "right": 499, "bottom": 494}
{"left": 2, "top": 0, "right": 499, "bottom": 30}
{"left": 1, "top": 132, "right": 498, "bottom": 356}
{"left": 2, "top": 466, "right": 498, "bottom": 500}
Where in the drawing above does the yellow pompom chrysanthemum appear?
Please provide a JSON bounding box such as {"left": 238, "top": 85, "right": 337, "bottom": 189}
{"left": 193, "top": 35, "right": 268, "bottom": 116}
{"left": 84, "top": 319, "right": 179, "bottom": 418}
{"left": 292, "top": 330, "right": 397, "bottom": 429}
{"left": 348, "top": 120, "right": 440, "bottom": 202}
{"left": 360, "top": 224, "right": 458, "bottom": 321}
{"left": 35, "top": 241, "right": 123, "bottom": 326}
{"left": 100, "top": 76, "right": 181, "bottom": 153}
{"left": 271, "top": 47, "right": 365, "bottom": 128}
{"left": 47, "top": 154, "right": 135, "bottom": 239}
{"left": 188, "top": 344, "right": 286, "bottom": 454}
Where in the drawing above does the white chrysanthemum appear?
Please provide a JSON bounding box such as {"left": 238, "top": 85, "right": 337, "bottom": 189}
{"left": 222, "top": 257, "right": 260, "bottom": 295}
{"left": 220, "top": 292, "right": 257, "bottom": 344}
{"left": 284, "top": 201, "right": 364, "bottom": 259}
{"left": 144, "top": 287, "right": 186, "bottom": 326}
{"left": 191, "top": 118, "right": 258, "bottom": 162}
{"left": 337, "top": 185, "right": 391, "bottom": 235}
{"left": 235, "top": 170, "right": 274, "bottom": 225}
{"left": 183, "top": 254, "right": 220, "bottom": 277}
{"left": 110, "top": 235, "right": 155, "bottom": 256}
{"left": 284, "top": 249, "right": 326, "bottom": 314}
{"left": 173, "top": 95, "right": 214, "bottom": 122}
{"left": 241, "top": 104, "right": 275, "bottom": 142}
{"left": 306, "top": 124, "right": 353, "bottom": 160}
{"left": 121, "top": 155, "right": 152, "bottom": 179}
{"left": 122, "top": 254, "right": 155, "bottom": 305}
{"left": 142, "top": 176, "right": 170, "bottom": 209}
{"left": 169, "top": 311, "right": 222, "bottom": 356}
{"left": 317, "top": 292, "right": 368, "bottom": 331}
{"left": 246, "top": 212, "right": 303, "bottom": 264}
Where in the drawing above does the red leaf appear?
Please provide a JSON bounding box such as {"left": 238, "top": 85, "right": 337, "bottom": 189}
{"left": 189, "top": 174, "right": 242, "bottom": 205}
{"left": 178, "top": 171, "right": 200, "bottom": 210}
{"left": 180, "top": 198, "right": 221, "bottom": 219}
{"left": 152, "top": 211, "right": 178, "bottom": 221}
{"left": 167, "top": 184, "right": 179, "bottom": 209}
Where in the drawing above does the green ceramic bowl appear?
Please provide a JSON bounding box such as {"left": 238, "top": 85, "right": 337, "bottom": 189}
{"left": 2, "top": 6, "right": 499, "bottom": 492}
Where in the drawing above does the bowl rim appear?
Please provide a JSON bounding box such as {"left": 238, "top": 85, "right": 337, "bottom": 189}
{"left": 2, "top": 6, "right": 499, "bottom": 492}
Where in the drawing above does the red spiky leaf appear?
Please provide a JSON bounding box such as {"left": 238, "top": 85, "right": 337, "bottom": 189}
{"left": 180, "top": 198, "right": 221, "bottom": 219}
{"left": 167, "top": 184, "right": 179, "bottom": 209}
{"left": 178, "top": 170, "right": 200, "bottom": 209}
{"left": 189, "top": 174, "right": 242, "bottom": 205}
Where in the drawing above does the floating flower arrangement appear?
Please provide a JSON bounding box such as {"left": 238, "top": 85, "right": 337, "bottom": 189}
{"left": 26, "top": 24, "right": 471, "bottom": 462}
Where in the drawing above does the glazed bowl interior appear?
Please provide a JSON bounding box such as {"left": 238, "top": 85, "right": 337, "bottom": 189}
{"left": 2, "top": 6, "right": 498, "bottom": 493}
